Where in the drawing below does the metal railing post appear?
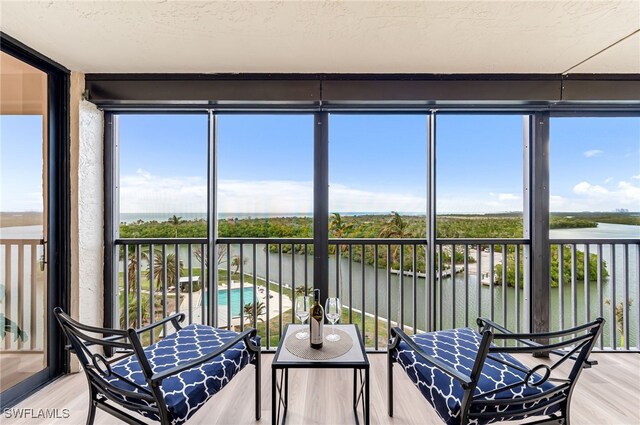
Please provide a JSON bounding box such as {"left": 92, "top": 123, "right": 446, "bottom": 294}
{"left": 314, "top": 112, "right": 329, "bottom": 304}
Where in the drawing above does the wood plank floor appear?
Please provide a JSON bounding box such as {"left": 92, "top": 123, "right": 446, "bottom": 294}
{"left": 5, "top": 353, "right": 639, "bottom": 425}
{"left": 0, "top": 353, "right": 45, "bottom": 392}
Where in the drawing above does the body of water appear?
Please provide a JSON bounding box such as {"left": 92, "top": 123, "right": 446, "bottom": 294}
{"left": 550, "top": 222, "right": 640, "bottom": 239}
{"left": 227, "top": 223, "right": 638, "bottom": 349}
{"left": 0, "top": 225, "right": 43, "bottom": 239}
{"left": 201, "top": 287, "right": 255, "bottom": 317}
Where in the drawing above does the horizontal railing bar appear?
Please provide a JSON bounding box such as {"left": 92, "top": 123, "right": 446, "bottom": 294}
{"left": 115, "top": 237, "right": 207, "bottom": 244}
{"left": 437, "top": 238, "right": 529, "bottom": 244}
{"left": 0, "top": 239, "right": 44, "bottom": 245}
{"left": 550, "top": 238, "right": 639, "bottom": 244}
{"left": 334, "top": 238, "right": 529, "bottom": 244}
{"left": 331, "top": 238, "right": 425, "bottom": 244}
{"left": 112, "top": 237, "right": 540, "bottom": 245}
{"left": 219, "top": 237, "right": 313, "bottom": 244}
{"left": 111, "top": 237, "right": 638, "bottom": 245}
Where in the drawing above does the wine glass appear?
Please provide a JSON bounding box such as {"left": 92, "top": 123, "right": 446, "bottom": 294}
{"left": 295, "top": 295, "right": 311, "bottom": 339}
{"left": 325, "top": 297, "right": 341, "bottom": 342}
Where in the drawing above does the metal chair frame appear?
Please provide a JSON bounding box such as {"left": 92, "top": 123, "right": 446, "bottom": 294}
{"left": 388, "top": 317, "right": 604, "bottom": 425}
{"left": 54, "top": 307, "right": 261, "bottom": 425}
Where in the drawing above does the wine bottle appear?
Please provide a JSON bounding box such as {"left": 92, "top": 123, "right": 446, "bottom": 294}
{"left": 309, "top": 289, "right": 324, "bottom": 349}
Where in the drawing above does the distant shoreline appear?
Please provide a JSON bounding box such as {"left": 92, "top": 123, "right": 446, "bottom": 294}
{"left": 0, "top": 212, "right": 43, "bottom": 228}
{"left": 2, "top": 210, "right": 638, "bottom": 228}
{"left": 118, "top": 211, "right": 640, "bottom": 227}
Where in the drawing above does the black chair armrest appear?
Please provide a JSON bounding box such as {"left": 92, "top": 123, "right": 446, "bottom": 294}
{"left": 65, "top": 314, "right": 186, "bottom": 356}
{"left": 65, "top": 333, "right": 134, "bottom": 355}
{"left": 150, "top": 328, "right": 258, "bottom": 385}
{"left": 477, "top": 317, "right": 599, "bottom": 367}
{"left": 135, "top": 313, "right": 186, "bottom": 334}
{"left": 389, "top": 327, "right": 473, "bottom": 389}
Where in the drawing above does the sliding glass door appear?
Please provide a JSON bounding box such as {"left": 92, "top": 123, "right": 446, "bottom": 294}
{"left": 0, "top": 36, "right": 69, "bottom": 408}
{"left": 0, "top": 50, "right": 49, "bottom": 395}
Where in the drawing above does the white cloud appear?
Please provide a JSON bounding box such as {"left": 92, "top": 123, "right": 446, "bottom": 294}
{"left": 632, "top": 174, "right": 640, "bottom": 180}
{"left": 218, "top": 180, "right": 313, "bottom": 213}
{"left": 497, "top": 193, "right": 519, "bottom": 201}
{"left": 488, "top": 192, "right": 520, "bottom": 201}
{"left": 573, "top": 181, "right": 608, "bottom": 196}
{"left": 329, "top": 183, "right": 425, "bottom": 213}
{"left": 438, "top": 192, "right": 522, "bottom": 213}
{"left": 120, "top": 170, "right": 639, "bottom": 215}
{"left": 120, "top": 170, "right": 426, "bottom": 214}
{"left": 552, "top": 179, "right": 640, "bottom": 211}
{"left": 604, "top": 177, "right": 614, "bottom": 184}
{"left": 617, "top": 181, "right": 640, "bottom": 202}
{"left": 583, "top": 149, "right": 603, "bottom": 158}
{"left": 550, "top": 195, "right": 566, "bottom": 209}
{"left": 120, "top": 169, "right": 207, "bottom": 213}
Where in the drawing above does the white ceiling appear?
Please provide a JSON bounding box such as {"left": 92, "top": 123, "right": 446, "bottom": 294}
{"left": 1, "top": 1, "right": 639, "bottom": 74}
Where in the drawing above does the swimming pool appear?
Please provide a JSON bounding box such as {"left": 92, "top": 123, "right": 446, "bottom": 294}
{"left": 200, "top": 287, "right": 257, "bottom": 318}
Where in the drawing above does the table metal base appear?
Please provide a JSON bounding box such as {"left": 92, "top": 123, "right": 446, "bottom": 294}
{"left": 271, "top": 366, "right": 370, "bottom": 425}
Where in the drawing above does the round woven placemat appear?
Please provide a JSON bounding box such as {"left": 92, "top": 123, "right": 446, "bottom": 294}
{"left": 284, "top": 328, "right": 353, "bottom": 360}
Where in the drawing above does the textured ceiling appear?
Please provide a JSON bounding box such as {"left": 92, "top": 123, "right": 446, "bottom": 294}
{"left": 1, "top": 0, "right": 638, "bottom": 74}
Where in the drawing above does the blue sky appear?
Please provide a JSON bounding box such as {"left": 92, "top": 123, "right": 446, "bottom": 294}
{"left": 2, "top": 114, "right": 638, "bottom": 215}
{"left": 550, "top": 117, "right": 640, "bottom": 212}
{"left": 0, "top": 115, "right": 44, "bottom": 211}
{"left": 437, "top": 115, "right": 524, "bottom": 213}
{"left": 329, "top": 114, "right": 427, "bottom": 213}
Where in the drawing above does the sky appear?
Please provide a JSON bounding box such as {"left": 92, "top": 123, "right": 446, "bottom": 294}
{"left": 550, "top": 117, "right": 640, "bottom": 212}
{"left": 1, "top": 113, "right": 639, "bottom": 215}
{"left": 0, "top": 115, "right": 44, "bottom": 211}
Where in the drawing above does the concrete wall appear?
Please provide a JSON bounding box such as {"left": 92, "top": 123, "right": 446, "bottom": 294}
{"left": 70, "top": 73, "right": 104, "bottom": 370}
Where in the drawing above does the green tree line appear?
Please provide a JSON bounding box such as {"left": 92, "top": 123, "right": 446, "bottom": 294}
{"left": 495, "top": 245, "right": 609, "bottom": 288}
{"left": 119, "top": 212, "right": 632, "bottom": 286}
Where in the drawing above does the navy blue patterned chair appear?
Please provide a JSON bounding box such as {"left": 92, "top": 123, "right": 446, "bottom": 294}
{"left": 54, "top": 308, "right": 261, "bottom": 425}
{"left": 388, "top": 317, "right": 603, "bottom": 425}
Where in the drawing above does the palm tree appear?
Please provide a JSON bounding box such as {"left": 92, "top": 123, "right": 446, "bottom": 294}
{"left": 146, "top": 251, "right": 184, "bottom": 291}
{"left": 123, "top": 246, "right": 148, "bottom": 295}
{"left": 605, "top": 298, "right": 633, "bottom": 346}
{"left": 379, "top": 211, "right": 410, "bottom": 239}
{"left": 330, "top": 213, "right": 353, "bottom": 292}
{"left": 378, "top": 211, "right": 413, "bottom": 324}
{"left": 329, "top": 213, "right": 353, "bottom": 239}
{"left": 121, "top": 294, "right": 152, "bottom": 329}
{"left": 378, "top": 211, "right": 411, "bottom": 265}
{"left": 243, "top": 301, "right": 266, "bottom": 327}
{"left": 168, "top": 215, "right": 183, "bottom": 237}
{"left": 294, "top": 286, "right": 309, "bottom": 297}
{"left": 231, "top": 255, "right": 247, "bottom": 276}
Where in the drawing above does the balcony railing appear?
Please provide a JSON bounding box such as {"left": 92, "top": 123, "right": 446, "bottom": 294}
{"left": 0, "top": 238, "right": 45, "bottom": 352}
{"left": 110, "top": 237, "right": 639, "bottom": 352}
{"left": 549, "top": 239, "right": 639, "bottom": 351}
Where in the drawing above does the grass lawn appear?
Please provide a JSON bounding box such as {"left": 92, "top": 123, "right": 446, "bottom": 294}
{"left": 118, "top": 266, "right": 391, "bottom": 350}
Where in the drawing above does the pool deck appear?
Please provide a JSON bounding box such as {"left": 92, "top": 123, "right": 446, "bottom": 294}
{"left": 180, "top": 280, "right": 291, "bottom": 330}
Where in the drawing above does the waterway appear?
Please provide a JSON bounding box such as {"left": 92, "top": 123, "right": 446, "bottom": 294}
{"left": 236, "top": 223, "right": 638, "bottom": 349}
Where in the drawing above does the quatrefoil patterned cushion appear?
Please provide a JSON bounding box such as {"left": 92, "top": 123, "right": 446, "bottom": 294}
{"left": 392, "top": 327, "right": 559, "bottom": 425}
{"left": 106, "top": 324, "right": 259, "bottom": 425}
